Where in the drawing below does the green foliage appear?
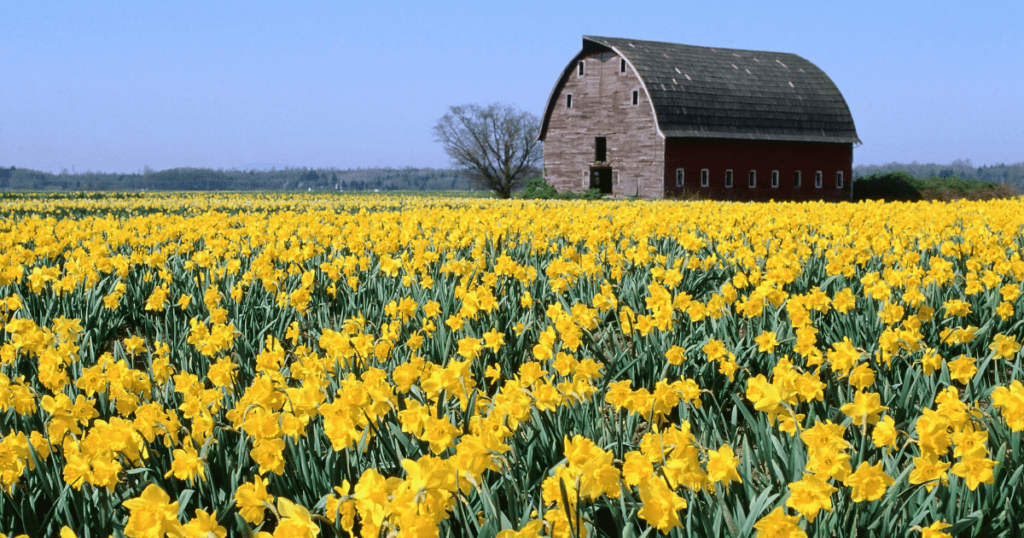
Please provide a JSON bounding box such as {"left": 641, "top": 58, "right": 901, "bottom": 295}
{"left": 907, "top": 175, "right": 1004, "bottom": 193}
{"left": 517, "top": 177, "right": 558, "bottom": 199}
{"left": 853, "top": 171, "right": 923, "bottom": 202}
{"left": 854, "top": 171, "right": 1016, "bottom": 202}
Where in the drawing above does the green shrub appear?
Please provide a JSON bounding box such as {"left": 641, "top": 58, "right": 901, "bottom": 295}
{"left": 517, "top": 177, "right": 558, "bottom": 199}
{"left": 852, "top": 171, "right": 922, "bottom": 202}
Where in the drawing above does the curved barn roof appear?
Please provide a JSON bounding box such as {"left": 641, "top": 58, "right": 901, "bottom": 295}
{"left": 540, "top": 36, "right": 860, "bottom": 144}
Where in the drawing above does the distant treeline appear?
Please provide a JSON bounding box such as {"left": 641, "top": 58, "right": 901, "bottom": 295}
{"left": 3, "top": 160, "right": 1021, "bottom": 193}
{"left": 0, "top": 166, "right": 479, "bottom": 192}
{"left": 854, "top": 160, "right": 1024, "bottom": 190}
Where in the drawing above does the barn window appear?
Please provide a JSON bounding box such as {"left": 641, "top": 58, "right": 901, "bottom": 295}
{"left": 748, "top": 170, "right": 757, "bottom": 188}
{"left": 632, "top": 90, "right": 639, "bottom": 105}
{"left": 566, "top": 94, "right": 572, "bottom": 108}
{"left": 675, "top": 168, "right": 684, "bottom": 187}
{"left": 794, "top": 171, "right": 802, "bottom": 188}
{"left": 701, "top": 169, "right": 709, "bottom": 187}
{"left": 815, "top": 171, "right": 823, "bottom": 188}
{"left": 836, "top": 171, "right": 844, "bottom": 189}
{"left": 578, "top": 61, "right": 585, "bottom": 76}
{"left": 620, "top": 59, "right": 627, "bottom": 73}
{"left": 771, "top": 170, "right": 779, "bottom": 188}
{"left": 725, "top": 169, "right": 733, "bottom": 188}
{"left": 595, "top": 137, "right": 607, "bottom": 162}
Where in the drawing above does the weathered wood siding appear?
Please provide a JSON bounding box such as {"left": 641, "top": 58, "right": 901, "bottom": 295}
{"left": 542, "top": 51, "right": 664, "bottom": 198}
{"left": 663, "top": 139, "right": 853, "bottom": 201}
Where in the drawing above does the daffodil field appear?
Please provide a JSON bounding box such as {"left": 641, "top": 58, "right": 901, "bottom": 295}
{"left": 2, "top": 192, "right": 1024, "bottom": 538}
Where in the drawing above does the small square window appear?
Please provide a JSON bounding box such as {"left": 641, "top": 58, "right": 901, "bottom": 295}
{"left": 748, "top": 170, "right": 757, "bottom": 188}
{"left": 771, "top": 170, "right": 779, "bottom": 188}
{"left": 794, "top": 171, "right": 802, "bottom": 188}
{"left": 578, "top": 61, "right": 585, "bottom": 76}
{"left": 815, "top": 171, "right": 823, "bottom": 189}
{"left": 675, "top": 168, "right": 684, "bottom": 188}
{"left": 632, "top": 90, "right": 639, "bottom": 105}
{"left": 701, "top": 169, "right": 709, "bottom": 187}
{"left": 725, "top": 169, "right": 733, "bottom": 188}
{"left": 566, "top": 94, "right": 572, "bottom": 108}
{"left": 836, "top": 171, "right": 844, "bottom": 189}
{"left": 620, "top": 59, "right": 626, "bottom": 73}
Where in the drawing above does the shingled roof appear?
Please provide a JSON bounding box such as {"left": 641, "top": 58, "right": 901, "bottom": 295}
{"left": 571, "top": 36, "right": 860, "bottom": 144}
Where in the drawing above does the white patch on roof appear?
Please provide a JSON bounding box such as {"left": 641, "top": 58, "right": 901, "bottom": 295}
{"left": 745, "top": 69, "right": 752, "bottom": 74}
{"left": 672, "top": 78, "right": 678, "bottom": 84}
{"left": 675, "top": 67, "right": 681, "bottom": 74}
{"left": 776, "top": 59, "right": 787, "bottom": 68}
{"left": 788, "top": 81, "right": 795, "bottom": 88}
{"left": 685, "top": 74, "right": 691, "bottom": 80}
{"left": 731, "top": 64, "right": 738, "bottom": 69}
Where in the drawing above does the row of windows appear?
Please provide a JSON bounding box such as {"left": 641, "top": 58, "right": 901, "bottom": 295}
{"left": 577, "top": 59, "right": 629, "bottom": 75}
{"left": 566, "top": 90, "right": 639, "bottom": 108}
{"left": 674, "top": 169, "right": 844, "bottom": 189}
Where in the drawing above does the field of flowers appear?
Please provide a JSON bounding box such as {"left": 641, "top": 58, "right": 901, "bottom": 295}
{"left": 1, "top": 192, "right": 1023, "bottom": 538}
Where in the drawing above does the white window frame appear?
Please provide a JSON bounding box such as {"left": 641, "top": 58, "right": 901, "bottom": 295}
{"left": 700, "top": 169, "right": 709, "bottom": 187}
{"left": 675, "top": 168, "right": 684, "bottom": 188}
{"left": 578, "top": 60, "right": 585, "bottom": 76}
{"left": 771, "top": 170, "right": 779, "bottom": 188}
{"left": 794, "top": 170, "right": 802, "bottom": 188}
{"left": 725, "top": 169, "right": 733, "bottom": 188}
{"left": 815, "top": 171, "right": 823, "bottom": 189}
{"left": 748, "top": 170, "right": 757, "bottom": 188}
{"left": 566, "top": 94, "right": 572, "bottom": 108}
{"left": 836, "top": 171, "right": 844, "bottom": 189}
{"left": 631, "top": 90, "right": 639, "bottom": 105}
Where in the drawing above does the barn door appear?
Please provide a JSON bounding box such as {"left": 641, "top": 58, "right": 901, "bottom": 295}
{"left": 590, "top": 167, "right": 612, "bottom": 194}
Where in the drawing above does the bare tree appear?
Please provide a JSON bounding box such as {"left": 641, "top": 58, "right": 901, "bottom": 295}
{"left": 433, "top": 103, "right": 541, "bottom": 199}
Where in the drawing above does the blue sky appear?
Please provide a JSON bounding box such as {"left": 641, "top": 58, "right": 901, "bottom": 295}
{"left": 1, "top": 0, "right": 1020, "bottom": 173}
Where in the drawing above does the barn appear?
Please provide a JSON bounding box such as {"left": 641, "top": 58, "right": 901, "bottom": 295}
{"left": 538, "top": 36, "right": 861, "bottom": 200}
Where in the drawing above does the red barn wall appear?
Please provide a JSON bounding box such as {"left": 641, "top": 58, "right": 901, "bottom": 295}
{"left": 542, "top": 51, "right": 664, "bottom": 198}
{"left": 663, "top": 139, "right": 853, "bottom": 201}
